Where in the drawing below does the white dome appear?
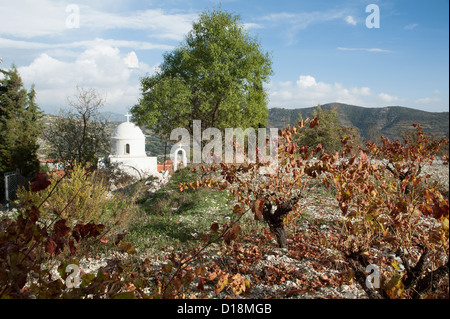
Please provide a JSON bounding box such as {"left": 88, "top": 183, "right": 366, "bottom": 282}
{"left": 112, "top": 122, "right": 145, "bottom": 140}
{"left": 106, "top": 115, "right": 159, "bottom": 177}
{"left": 110, "top": 120, "right": 146, "bottom": 157}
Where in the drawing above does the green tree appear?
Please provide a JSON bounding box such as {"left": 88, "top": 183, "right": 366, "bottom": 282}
{"left": 0, "top": 65, "right": 43, "bottom": 193}
{"left": 42, "top": 86, "right": 109, "bottom": 170}
{"left": 131, "top": 8, "right": 273, "bottom": 138}
{"left": 295, "top": 105, "right": 362, "bottom": 153}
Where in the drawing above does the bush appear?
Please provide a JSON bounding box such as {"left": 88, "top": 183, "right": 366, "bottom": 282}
{"left": 294, "top": 105, "right": 362, "bottom": 154}
{"left": 17, "top": 163, "right": 134, "bottom": 235}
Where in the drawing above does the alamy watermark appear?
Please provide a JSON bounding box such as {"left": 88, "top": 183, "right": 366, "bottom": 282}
{"left": 366, "top": 4, "right": 380, "bottom": 29}
{"left": 169, "top": 120, "right": 279, "bottom": 173}
{"left": 365, "top": 264, "right": 380, "bottom": 289}
{"left": 66, "top": 4, "right": 80, "bottom": 29}
{"left": 65, "top": 264, "right": 81, "bottom": 288}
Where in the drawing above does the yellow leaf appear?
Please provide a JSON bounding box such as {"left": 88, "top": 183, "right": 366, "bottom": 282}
{"left": 442, "top": 217, "right": 449, "bottom": 233}
{"left": 384, "top": 274, "right": 405, "bottom": 298}
{"left": 117, "top": 240, "right": 136, "bottom": 254}
{"left": 391, "top": 260, "right": 400, "bottom": 270}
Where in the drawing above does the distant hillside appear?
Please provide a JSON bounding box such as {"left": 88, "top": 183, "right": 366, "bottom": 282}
{"left": 268, "top": 103, "right": 449, "bottom": 142}
{"left": 98, "top": 112, "right": 130, "bottom": 123}
{"left": 40, "top": 105, "right": 448, "bottom": 160}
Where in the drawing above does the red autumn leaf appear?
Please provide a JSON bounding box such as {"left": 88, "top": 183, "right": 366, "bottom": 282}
{"left": 224, "top": 223, "right": 241, "bottom": 245}
{"left": 26, "top": 206, "right": 40, "bottom": 223}
{"left": 30, "top": 171, "right": 51, "bottom": 192}
{"left": 432, "top": 199, "right": 449, "bottom": 219}
{"left": 252, "top": 197, "right": 265, "bottom": 221}
{"left": 88, "top": 223, "right": 105, "bottom": 238}
{"left": 207, "top": 271, "right": 217, "bottom": 281}
{"left": 309, "top": 117, "right": 319, "bottom": 129}
{"left": 339, "top": 201, "right": 348, "bottom": 214}
{"left": 73, "top": 223, "right": 105, "bottom": 241}
{"left": 197, "top": 278, "right": 205, "bottom": 292}
{"left": 315, "top": 143, "right": 323, "bottom": 153}
{"left": 346, "top": 210, "right": 357, "bottom": 218}
{"left": 341, "top": 136, "right": 350, "bottom": 145}
{"left": 201, "top": 233, "right": 210, "bottom": 243}
{"left": 69, "top": 239, "right": 77, "bottom": 255}
{"left": 53, "top": 219, "right": 71, "bottom": 237}
{"left": 233, "top": 204, "right": 244, "bottom": 216}
{"left": 46, "top": 239, "right": 57, "bottom": 254}
{"left": 210, "top": 222, "right": 219, "bottom": 234}
{"left": 290, "top": 143, "right": 297, "bottom": 154}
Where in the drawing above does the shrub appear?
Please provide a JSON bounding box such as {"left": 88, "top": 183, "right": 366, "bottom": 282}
{"left": 17, "top": 163, "right": 134, "bottom": 236}
{"left": 294, "top": 105, "right": 362, "bottom": 154}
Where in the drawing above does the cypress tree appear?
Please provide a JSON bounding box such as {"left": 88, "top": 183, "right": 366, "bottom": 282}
{"left": 0, "top": 65, "right": 43, "bottom": 200}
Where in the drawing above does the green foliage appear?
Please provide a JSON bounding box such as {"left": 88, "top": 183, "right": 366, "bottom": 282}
{"left": 0, "top": 65, "right": 43, "bottom": 184}
{"left": 17, "top": 163, "right": 133, "bottom": 234}
{"left": 132, "top": 8, "right": 273, "bottom": 138}
{"left": 294, "top": 105, "right": 362, "bottom": 153}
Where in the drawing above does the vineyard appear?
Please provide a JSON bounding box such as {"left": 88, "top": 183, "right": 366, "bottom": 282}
{"left": 0, "top": 119, "right": 448, "bottom": 299}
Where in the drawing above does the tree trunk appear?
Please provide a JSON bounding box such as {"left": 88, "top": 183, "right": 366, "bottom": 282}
{"left": 262, "top": 196, "right": 300, "bottom": 249}
{"left": 270, "top": 220, "right": 288, "bottom": 249}
{"left": 346, "top": 252, "right": 384, "bottom": 299}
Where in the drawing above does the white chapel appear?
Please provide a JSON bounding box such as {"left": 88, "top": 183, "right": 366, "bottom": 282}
{"left": 108, "top": 113, "right": 158, "bottom": 178}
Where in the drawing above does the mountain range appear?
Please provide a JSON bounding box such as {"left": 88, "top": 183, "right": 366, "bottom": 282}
{"left": 93, "top": 103, "right": 448, "bottom": 157}
{"left": 267, "top": 103, "right": 449, "bottom": 142}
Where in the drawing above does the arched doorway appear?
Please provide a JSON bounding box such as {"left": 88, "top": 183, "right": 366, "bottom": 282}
{"left": 173, "top": 145, "right": 187, "bottom": 171}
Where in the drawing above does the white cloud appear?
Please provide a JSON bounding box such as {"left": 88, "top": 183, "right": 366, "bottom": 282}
{"left": 337, "top": 47, "right": 393, "bottom": 53}
{"left": 242, "top": 23, "right": 264, "bottom": 30}
{"left": 268, "top": 75, "right": 404, "bottom": 108}
{"left": 404, "top": 23, "right": 418, "bottom": 30}
{"left": 296, "top": 75, "right": 317, "bottom": 88}
{"left": 414, "top": 97, "right": 441, "bottom": 105}
{"left": 345, "top": 16, "right": 357, "bottom": 25}
{"left": 0, "top": 37, "right": 175, "bottom": 53}
{"left": 80, "top": 8, "right": 196, "bottom": 41}
{"left": 0, "top": 0, "right": 67, "bottom": 38}
{"left": 17, "top": 46, "right": 158, "bottom": 114}
{"left": 123, "top": 52, "right": 140, "bottom": 69}
{"left": 378, "top": 93, "right": 399, "bottom": 103}
{"left": 0, "top": 1, "right": 196, "bottom": 40}
{"left": 352, "top": 87, "right": 371, "bottom": 96}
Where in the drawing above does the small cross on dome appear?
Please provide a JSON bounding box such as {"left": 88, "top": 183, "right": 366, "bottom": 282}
{"left": 125, "top": 112, "right": 131, "bottom": 123}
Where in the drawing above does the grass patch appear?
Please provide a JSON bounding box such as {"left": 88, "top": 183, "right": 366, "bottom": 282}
{"left": 127, "top": 168, "right": 237, "bottom": 255}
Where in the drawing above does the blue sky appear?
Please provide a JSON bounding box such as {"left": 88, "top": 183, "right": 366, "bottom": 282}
{"left": 0, "top": 0, "right": 448, "bottom": 115}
